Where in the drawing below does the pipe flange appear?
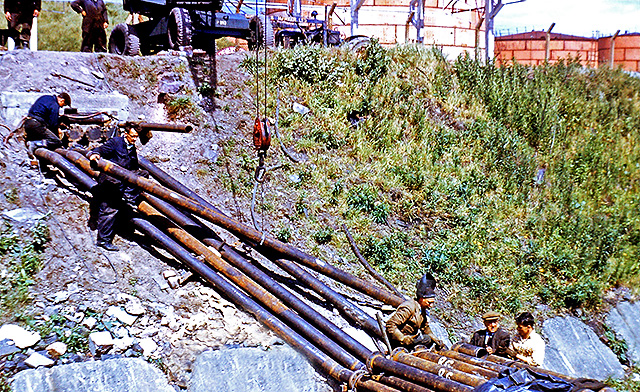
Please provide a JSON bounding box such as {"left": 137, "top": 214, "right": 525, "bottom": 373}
{"left": 347, "top": 369, "right": 367, "bottom": 392}
{"left": 366, "top": 351, "right": 384, "bottom": 373}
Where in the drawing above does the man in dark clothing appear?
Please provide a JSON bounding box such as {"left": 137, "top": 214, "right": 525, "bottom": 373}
{"left": 4, "top": 0, "right": 40, "bottom": 49}
{"left": 70, "top": 0, "right": 108, "bottom": 52}
{"left": 469, "top": 311, "right": 511, "bottom": 357}
{"left": 88, "top": 127, "right": 146, "bottom": 251}
{"left": 25, "top": 93, "right": 71, "bottom": 153}
{"left": 386, "top": 274, "right": 446, "bottom": 351}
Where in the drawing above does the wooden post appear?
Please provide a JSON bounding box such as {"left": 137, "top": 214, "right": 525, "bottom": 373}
{"left": 405, "top": 11, "right": 415, "bottom": 43}
{"left": 326, "top": 2, "right": 336, "bottom": 29}
{"left": 544, "top": 22, "right": 555, "bottom": 63}
{"left": 610, "top": 30, "right": 620, "bottom": 68}
{"left": 475, "top": 16, "right": 484, "bottom": 61}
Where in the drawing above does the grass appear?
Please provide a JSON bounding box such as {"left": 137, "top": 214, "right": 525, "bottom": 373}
{"left": 237, "top": 42, "right": 640, "bottom": 317}
{"left": 0, "top": 219, "right": 50, "bottom": 323}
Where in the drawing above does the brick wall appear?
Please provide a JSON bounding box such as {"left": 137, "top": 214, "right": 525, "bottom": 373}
{"left": 268, "top": 0, "right": 485, "bottom": 57}
{"left": 598, "top": 34, "right": 640, "bottom": 72}
{"left": 494, "top": 37, "right": 598, "bottom": 67}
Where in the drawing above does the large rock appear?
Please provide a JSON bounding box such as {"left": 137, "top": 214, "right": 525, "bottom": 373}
{"left": 606, "top": 301, "right": 640, "bottom": 366}
{"left": 542, "top": 316, "right": 624, "bottom": 380}
{"left": 189, "top": 346, "right": 333, "bottom": 392}
{"left": 11, "top": 358, "right": 174, "bottom": 392}
{"left": 0, "top": 91, "right": 129, "bottom": 128}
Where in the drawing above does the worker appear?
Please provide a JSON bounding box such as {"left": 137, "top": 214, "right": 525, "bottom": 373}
{"left": 24, "top": 93, "right": 71, "bottom": 154}
{"left": 386, "top": 273, "right": 446, "bottom": 351}
{"left": 3, "top": 0, "right": 40, "bottom": 49}
{"left": 508, "top": 312, "right": 545, "bottom": 367}
{"left": 70, "top": 0, "right": 108, "bottom": 52}
{"left": 88, "top": 127, "right": 146, "bottom": 251}
{"left": 469, "top": 311, "right": 510, "bottom": 357}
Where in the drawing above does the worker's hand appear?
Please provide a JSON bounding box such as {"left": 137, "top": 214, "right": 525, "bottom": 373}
{"left": 486, "top": 347, "right": 494, "bottom": 355}
{"left": 5, "top": 12, "right": 11, "bottom": 21}
{"left": 427, "top": 334, "right": 447, "bottom": 351}
{"left": 505, "top": 348, "right": 517, "bottom": 358}
{"left": 33, "top": 10, "right": 39, "bottom": 17}
{"left": 81, "top": 10, "right": 86, "bottom": 16}
{"left": 401, "top": 335, "right": 415, "bottom": 346}
{"left": 103, "top": 22, "right": 108, "bottom": 29}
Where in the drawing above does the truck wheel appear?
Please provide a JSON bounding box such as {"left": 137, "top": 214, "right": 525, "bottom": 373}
{"left": 248, "top": 14, "right": 274, "bottom": 50}
{"left": 109, "top": 23, "right": 140, "bottom": 56}
{"left": 168, "top": 8, "right": 192, "bottom": 49}
{"left": 346, "top": 35, "right": 371, "bottom": 52}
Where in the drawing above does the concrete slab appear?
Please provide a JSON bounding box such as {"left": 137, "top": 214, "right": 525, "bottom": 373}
{"left": 11, "top": 358, "right": 174, "bottom": 392}
{"left": 607, "top": 301, "right": 640, "bottom": 366}
{"left": 0, "top": 91, "right": 129, "bottom": 129}
{"left": 189, "top": 346, "right": 333, "bottom": 392}
{"left": 542, "top": 316, "right": 624, "bottom": 380}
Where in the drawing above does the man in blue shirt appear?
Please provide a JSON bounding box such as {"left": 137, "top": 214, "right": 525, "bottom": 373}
{"left": 25, "top": 92, "right": 71, "bottom": 153}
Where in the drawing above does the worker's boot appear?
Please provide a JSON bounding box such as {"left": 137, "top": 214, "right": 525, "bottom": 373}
{"left": 27, "top": 140, "right": 47, "bottom": 155}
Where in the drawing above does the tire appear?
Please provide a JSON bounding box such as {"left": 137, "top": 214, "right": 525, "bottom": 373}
{"left": 248, "top": 14, "right": 274, "bottom": 50}
{"left": 109, "top": 23, "right": 140, "bottom": 56}
{"left": 346, "top": 35, "right": 371, "bottom": 52}
{"left": 168, "top": 8, "right": 192, "bottom": 50}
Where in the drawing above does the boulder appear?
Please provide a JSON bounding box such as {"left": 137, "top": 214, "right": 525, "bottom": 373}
{"left": 11, "top": 358, "right": 174, "bottom": 392}
{"left": 189, "top": 346, "right": 333, "bottom": 392}
{"left": 606, "top": 301, "right": 640, "bottom": 366}
{"left": 0, "top": 324, "right": 41, "bottom": 349}
{"left": 543, "top": 316, "right": 624, "bottom": 380}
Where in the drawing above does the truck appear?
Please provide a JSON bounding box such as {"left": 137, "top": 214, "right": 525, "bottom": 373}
{"left": 108, "top": 0, "right": 272, "bottom": 55}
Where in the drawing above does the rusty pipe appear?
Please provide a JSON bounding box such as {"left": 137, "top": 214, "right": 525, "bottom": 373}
{"left": 130, "top": 154, "right": 404, "bottom": 307}
{"left": 142, "top": 193, "right": 379, "bottom": 361}
{"left": 34, "top": 148, "right": 97, "bottom": 191}
{"left": 119, "top": 122, "right": 193, "bottom": 133}
{"left": 451, "top": 343, "right": 488, "bottom": 358}
{"left": 392, "top": 349, "right": 486, "bottom": 387}
{"left": 139, "top": 196, "right": 473, "bottom": 392}
{"left": 48, "top": 151, "right": 472, "bottom": 392}
{"left": 138, "top": 201, "right": 365, "bottom": 372}
{"left": 434, "top": 349, "right": 507, "bottom": 375}
{"left": 130, "top": 217, "right": 399, "bottom": 392}
{"left": 141, "top": 193, "right": 457, "bottom": 392}
{"left": 412, "top": 350, "right": 498, "bottom": 379}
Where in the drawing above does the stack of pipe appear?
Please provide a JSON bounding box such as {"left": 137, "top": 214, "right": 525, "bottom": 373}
{"left": 34, "top": 147, "right": 609, "bottom": 392}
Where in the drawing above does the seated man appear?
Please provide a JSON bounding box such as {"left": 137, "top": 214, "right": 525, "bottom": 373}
{"left": 508, "top": 311, "right": 545, "bottom": 367}
{"left": 385, "top": 273, "right": 445, "bottom": 351}
{"left": 469, "top": 311, "right": 510, "bottom": 357}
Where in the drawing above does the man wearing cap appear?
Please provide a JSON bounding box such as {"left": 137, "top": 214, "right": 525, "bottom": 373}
{"left": 23, "top": 92, "right": 71, "bottom": 154}
{"left": 386, "top": 274, "right": 446, "bottom": 350}
{"left": 469, "top": 311, "right": 510, "bottom": 357}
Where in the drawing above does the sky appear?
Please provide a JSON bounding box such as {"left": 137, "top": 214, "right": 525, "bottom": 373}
{"left": 493, "top": 0, "right": 640, "bottom": 38}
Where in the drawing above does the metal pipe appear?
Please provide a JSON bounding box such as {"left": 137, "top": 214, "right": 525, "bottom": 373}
{"left": 392, "top": 349, "right": 486, "bottom": 387}
{"left": 130, "top": 217, "right": 400, "bottom": 392}
{"left": 34, "top": 148, "right": 97, "bottom": 191}
{"left": 141, "top": 194, "right": 455, "bottom": 392}
{"left": 451, "top": 343, "right": 488, "bottom": 358}
{"left": 412, "top": 350, "right": 497, "bottom": 379}
{"left": 46, "top": 151, "right": 483, "bottom": 392}
{"left": 435, "top": 350, "right": 507, "bottom": 375}
{"left": 119, "top": 122, "right": 193, "bottom": 133}
{"left": 135, "top": 155, "right": 404, "bottom": 307}
{"left": 138, "top": 201, "right": 365, "bottom": 372}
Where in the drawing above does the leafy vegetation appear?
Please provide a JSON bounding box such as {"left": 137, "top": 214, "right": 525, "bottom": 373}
{"left": 0, "top": 219, "right": 50, "bottom": 323}
{"left": 238, "top": 42, "right": 640, "bottom": 316}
